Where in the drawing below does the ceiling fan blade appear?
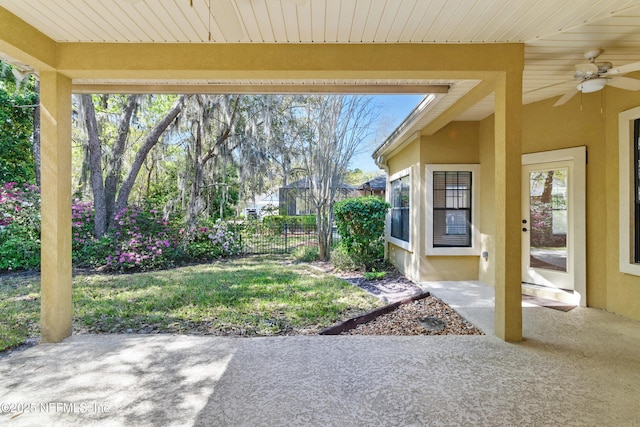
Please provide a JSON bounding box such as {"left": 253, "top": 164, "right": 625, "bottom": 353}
{"left": 607, "top": 61, "right": 640, "bottom": 75}
{"left": 608, "top": 76, "right": 640, "bottom": 91}
{"left": 211, "top": 0, "right": 244, "bottom": 41}
{"left": 553, "top": 88, "right": 578, "bottom": 107}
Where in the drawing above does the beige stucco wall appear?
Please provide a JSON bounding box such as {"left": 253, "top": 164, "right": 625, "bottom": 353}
{"left": 387, "top": 86, "right": 640, "bottom": 322}
{"left": 516, "top": 86, "right": 640, "bottom": 321}
{"left": 478, "top": 117, "right": 496, "bottom": 285}
{"left": 604, "top": 81, "right": 640, "bottom": 320}
{"left": 419, "top": 122, "right": 481, "bottom": 281}
{"left": 521, "top": 93, "right": 607, "bottom": 309}
{"left": 478, "top": 91, "right": 606, "bottom": 305}
{"left": 475, "top": 86, "right": 640, "bottom": 321}
{"left": 387, "top": 136, "right": 421, "bottom": 281}
{"left": 385, "top": 122, "right": 481, "bottom": 282}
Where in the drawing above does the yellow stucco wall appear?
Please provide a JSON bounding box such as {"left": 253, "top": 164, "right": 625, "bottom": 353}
{"left": 387, "top": 136, "right": 421, "bottom": 281}
{"left": 605, "top": 82, "right": 640, "bottom": 320}
{"left": 385, "top": 122, "right": 481, "bottom": 282}
{"left": 419, "top": 122, "right": 480, "bottom": 281}
{"left": 521, "top": 93, "right": 607, "bottom": 309}
{"left": 387, "top": 86, "right": 640, "bottom": 322}
{"left": 478, "top": 92, "right": 606, "bottom": 300}
{"left": 478, "top": 118, "right": 496, "bottom": 285}
{"left": 477, "top": 87, "right": 640, "bottom": 320}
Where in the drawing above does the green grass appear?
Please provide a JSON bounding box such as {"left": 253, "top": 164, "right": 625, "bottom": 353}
{"left": 0, "top": 256, "right": 383, "bottom": 351}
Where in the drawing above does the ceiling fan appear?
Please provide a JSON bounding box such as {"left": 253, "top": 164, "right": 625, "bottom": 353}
{"left": 554, "top": 49, "right": 640, "bottom": 106}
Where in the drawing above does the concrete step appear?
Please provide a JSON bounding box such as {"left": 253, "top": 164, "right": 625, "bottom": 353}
{"left": 521, "top": 282, "right": 579, "bottom": 305}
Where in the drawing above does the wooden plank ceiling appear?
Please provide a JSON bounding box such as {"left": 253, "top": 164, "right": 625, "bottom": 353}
{"left": 1, "top": 0, "right": 640, "bottom": 119}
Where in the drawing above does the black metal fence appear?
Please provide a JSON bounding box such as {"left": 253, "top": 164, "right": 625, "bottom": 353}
{"left": 236, "top": 220, "right": 318, "bottom": 255}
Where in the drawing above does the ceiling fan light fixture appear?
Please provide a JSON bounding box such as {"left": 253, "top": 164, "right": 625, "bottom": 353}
{"left": 578, "top": 78, "right": 607, "bottom": 93}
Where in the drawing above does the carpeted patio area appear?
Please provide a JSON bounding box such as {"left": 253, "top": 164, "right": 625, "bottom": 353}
{"left": 1, "top": 281, "right": 639, "bottom": 426}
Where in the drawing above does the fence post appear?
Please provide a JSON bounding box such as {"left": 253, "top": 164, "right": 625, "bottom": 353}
{"left": 284, "top": 221, "right": 288, "bottom": 253}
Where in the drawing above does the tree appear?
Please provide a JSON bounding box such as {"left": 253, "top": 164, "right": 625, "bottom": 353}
{"left": 294, "top": 95, "right": 378, "bottom": 260}
{"left": 79, "top": 94, "right": 108, "bottom": 237}
{"left": 232, "top": 95, "right": 303, "bottom": 214}
{"left": 79, "top": 94, "right": 185, "bottom": 236}
{"left": 178, "top": 94, "right": 242, "bottom": 231}
{"left": 344, "top": 168, "right": 380, "bottom": 186}
{"left": 0, "top": 63, "right": 38, "bottom": 184}
{"left": 114, "top": 95, "right": 186, "bottom": 217}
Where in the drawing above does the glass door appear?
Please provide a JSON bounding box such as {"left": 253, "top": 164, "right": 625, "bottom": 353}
{"left": 522, "top": 163, "right": 573, "bottom": 290}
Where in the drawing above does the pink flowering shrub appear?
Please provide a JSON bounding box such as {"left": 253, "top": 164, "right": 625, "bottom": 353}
{"left": 184, "top": 219, "right": 242, "bottom": 260}
{"left": 76, "top": 203, "right": 242, "bottom": 270}
{"left": 71, "top": 202, "right": 182, "bottom": 271}
{"left": 2, "top": 182, "right": 243, "bottom": 272}
{"left": 103, "top": 205, "right": 182, "bottom": 271}
{"left": 0, "top": 183, "right": 40, "bottom": 270}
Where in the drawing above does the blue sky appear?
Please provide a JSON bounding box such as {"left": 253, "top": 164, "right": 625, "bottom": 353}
{"left": 351, "top": 94, "right": 425, "bottom": 172}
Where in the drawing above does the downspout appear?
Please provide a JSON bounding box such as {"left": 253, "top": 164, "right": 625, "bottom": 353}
{"left": 375, "top": 154, "right": 391, "bottom": 261}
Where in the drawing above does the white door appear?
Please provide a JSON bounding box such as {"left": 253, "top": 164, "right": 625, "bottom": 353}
{"left": 522, "top": 148, "right": 586, "bottom": 302}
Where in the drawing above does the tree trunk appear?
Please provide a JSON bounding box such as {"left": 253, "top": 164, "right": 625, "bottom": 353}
{"left": 104, "top": 94, "right": 137, "bottom": 229}
{"left": 541, "top": 170, "right": 554, "bottom": 203}
{"left": 114, "top": 95, "right": 185, "bottom": 216}
{"left": 77, "top": 140, "right": 90, "bottom": 198}
{"left": 81, "top": 94, "right": 108, "bottom": 237}
{"left": 187, "top": 121, "right": 204, "bottom": 232}
{"left": 316, "top": 201, "right": 333, "bottom": 261}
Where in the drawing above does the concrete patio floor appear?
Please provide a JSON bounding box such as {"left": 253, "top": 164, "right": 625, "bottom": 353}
{"left": 1, "top": 281, "right": 639, "bottom": 426}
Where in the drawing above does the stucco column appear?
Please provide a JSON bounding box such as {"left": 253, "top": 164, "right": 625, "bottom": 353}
{"left": 493, "top": 72, "right": 523, "bottom": 342}
{"left": 39, "top": 71, "right": 73, "bottom": 343}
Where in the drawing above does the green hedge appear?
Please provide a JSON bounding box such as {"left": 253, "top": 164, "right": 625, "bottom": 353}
{"left": 262, "top": 215, "right": 316, "bottom": 232}
{"left": 334, "top": 196, "right": 390, "bottom": 270}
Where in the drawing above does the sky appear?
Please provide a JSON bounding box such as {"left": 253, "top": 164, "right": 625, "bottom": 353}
{"left": 350, "top": 94, "right": 425, "bottom": 172}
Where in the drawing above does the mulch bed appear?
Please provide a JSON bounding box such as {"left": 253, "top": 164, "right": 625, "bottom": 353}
{"left": 309, "top": 261, "right": 484, "bottom": 336}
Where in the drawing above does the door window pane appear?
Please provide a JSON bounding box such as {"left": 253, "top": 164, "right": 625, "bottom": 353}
{"left": 528, "top": 168, "right": 567, "bottom": 272}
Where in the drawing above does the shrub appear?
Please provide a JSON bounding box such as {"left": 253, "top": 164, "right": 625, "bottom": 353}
{"left": 74, "top": 235, "right": 114, "bottom": 268}
{"left": 333, "top": 196, "right": 390, "bottom": 270}
{"left": 0, "top": 184, "right": 246, "bottom": 272}
{"left": 184, "top": 219, "right": 242, "bottom": 260}
{"left": 263, "top": 215, "right": 316, "bottom": 233}
{"left": 0, "top": 183, "right": 41, "bottom": 271}
{"left": 105, "top": 205, "right": 182, "bottom": 271}
{"left": 72, "top": 200, "right": 100, "bottom": 262}
{"left": 330, "top": 246, "right": 358, "bottom": 271}
{"left": 0, "top": 235, "right": 40, "bottom": 271}
{"left": 363, "top": 269, "right": 386, "bottom": 280}
{"left": 293, "top": 245, "right": 319, "bottom": 262}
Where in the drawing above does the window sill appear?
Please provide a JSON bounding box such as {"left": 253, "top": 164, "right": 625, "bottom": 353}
{"left": 387, "top": 235, "right": 411, "bottom": 252}
{"left": 426, "top": 246, "right": 480, "bottom": 256}
{"left": 620, "top": 262, "right": 640, "bottom": 277}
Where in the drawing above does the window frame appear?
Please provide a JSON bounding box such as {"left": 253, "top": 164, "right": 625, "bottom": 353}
{"left": 619, "top": 106, "right": 640, "bottom": 276}
{"left": 425, "top": 164, "right": 481, "bottom": 256}
{"left": 387, "top": 167, "right": 412, "bottom": 251}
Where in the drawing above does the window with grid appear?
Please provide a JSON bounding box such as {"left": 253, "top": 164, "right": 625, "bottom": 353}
{"left": 433, "top": 171, "right": 472, "bottom": 247}
{"left": 390, "top": 174, "right": 410, "bottom": 242}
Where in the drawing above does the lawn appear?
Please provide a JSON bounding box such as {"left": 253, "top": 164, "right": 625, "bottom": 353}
{"left": 0, "top": 256, "right": 384, "bottom": 352}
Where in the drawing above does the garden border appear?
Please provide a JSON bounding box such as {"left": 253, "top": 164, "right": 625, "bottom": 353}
{"left": 319, "top": 291, "right": 431, "bottom": 335}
